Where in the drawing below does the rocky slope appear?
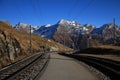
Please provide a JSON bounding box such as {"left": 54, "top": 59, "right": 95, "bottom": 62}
{"left": 33, "top": 19, "right": 95, "bottom": 49}
{"left": 14, "top": 19, "right": 120, "bottom": 50}
{"left": 0, "top": 21, "right": 72, "bottom": 69}
{"left": 0, "top": 21, "right": 22, "bottom": 68}
{"left": 92, "top": 23, "right": 120, "bottom": 45}
{"left": 14, "top": 22, "right": 36, "bottom": 33}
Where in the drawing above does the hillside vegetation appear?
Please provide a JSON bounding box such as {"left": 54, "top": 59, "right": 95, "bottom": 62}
{"left": 75, "top": 45, "right": 120, "bottom": 55}
{"left": 0, "top": 21, "right": 72, "bottom": 69}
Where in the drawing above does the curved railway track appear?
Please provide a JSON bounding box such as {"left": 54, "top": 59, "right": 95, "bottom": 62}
{"left": 0, "top": 52, "right": 50, "bottom": 80}
{"left": 59, "top": 53, "right": 120, "bottom": 80}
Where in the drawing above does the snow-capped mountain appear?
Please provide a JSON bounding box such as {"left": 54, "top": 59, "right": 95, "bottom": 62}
{"left": 32, "top": 19, "right": 95, "bottom": 49}
{"left": 33, "top": 19, "right": 95, "bottom": 38}
{"left": 33, "top": 24, "right": 57, "bottom": 38}
{"left": 91, "top": 24, "right": 108, "bottom": 35}
{"left": 92, "top": 23, "right": 120, "bottom": 44}
{"left": 92, "top": 23, "right": 120, "bottom": 37}
{"left": 14, "top": 19, "right": 120, "bottom": 49}
{"left": 14, "top": 23, "right": 37, "bottom": 33}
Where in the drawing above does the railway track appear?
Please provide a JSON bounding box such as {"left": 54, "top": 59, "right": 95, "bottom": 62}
{"left": 0, "top": 52, "right": 50, "bottom": 80}
{"left": 59, "top": 53, "right": 120, "bottom": 80}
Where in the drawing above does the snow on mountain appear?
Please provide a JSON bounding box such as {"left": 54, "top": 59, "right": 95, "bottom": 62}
{"left": 92, "top": 24, "right": 108, "bottom": 35}
{"left": 91, "top": 23, "right": 118, "bottom": 35}
{"left": 14, "top": 23, "right": 28, "bottom": 29}
{"left": 57, "top": 19, "right": 94, "bottom": 35}
{"left": 51, "top": 19, "right": 95, "bottom": 48}
{"left": 33, "top": 19, "right": 95, "bottom": 39}
{"left": 58, "top": 19, "right": 80, "bottom": 27}
{"left": 91, "top": 23, "right": 120, "bottom": 44}
{"left": 45, "top": 24, "right": 52, "bottom": 27}
{"left": 14, "top": 22, "right": 37, "bottom": 33}
{"left": 33, "top": 24, "right": 57, "bottom": 38}
{"left": 14, "top": 20, "right": 119, "bottom": 40}
{"left": 13, "top": 19, "right": 120, "bottom": 49}
{"left": 58, "top": 19, "right": 77, "bottom": 26}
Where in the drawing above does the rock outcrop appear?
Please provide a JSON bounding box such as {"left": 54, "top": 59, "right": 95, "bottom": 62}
{"left": 0, "top": 21, "right": 22, "bottom": 68}
{"left": 0, "top": 31, "right": 22, "bottom": 61}
{"left": 0, "top": 21, "right": 72, "bottom": 68}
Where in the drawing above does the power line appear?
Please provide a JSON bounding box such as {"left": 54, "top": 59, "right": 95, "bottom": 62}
{"left": 14, "top": 1, "right": 26, "bottom": 22}
{"left": 31, "top": 0, "right": 42, "bottom": 24}
{"left": 30, "top": 25, "right": 32, "bottom": 53}
{"left": 73, "top": 0, "right": 95, "bottom": 20}
{"left": 31, "top": 0, "right": 45, "bottom": 25}
{"left": 67, "top": 0, "right": 79, "bottom": 20}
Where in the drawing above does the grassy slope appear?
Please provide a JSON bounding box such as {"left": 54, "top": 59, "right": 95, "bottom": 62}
{"left": 75, "top": 45, "right": 120, "bottom": 55}
{"left": 0, "top": 21, "right": 72, "bottom": 68}
{"left": 0, "top": 21, "right": 72, "bottom": 51}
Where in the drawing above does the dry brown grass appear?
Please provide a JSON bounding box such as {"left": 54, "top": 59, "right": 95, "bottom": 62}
{"left": 0, "top": 21, "right": 72, "bottom": 68}
{"left": 92, "top": 45, "right": 120, "bottom": 50}
{"left": 0, "top": 21, "right": 72, "bottom": 52}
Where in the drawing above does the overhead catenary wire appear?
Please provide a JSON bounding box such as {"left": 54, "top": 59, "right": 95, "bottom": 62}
{"left": 67, "top": 0, "right": 79, "bottom": 20}
{"left": 36, "top": 0, "right": 45, "bottom": 24}
{"left": 13, "top": 0, "right": 26, "bottom": 23}
{"left": 31, "top": 0, "right": 43, "bottom": 25}
{"left": 13, "top": 0, "right": 44, "bottom": 26}
{"left": 31, "top": 0, "right": 40, "bottom": 22}
{"left": 65, "top": 0, "right": 95, "bottom": 50}
{"left": 32, "top": 0, "right": 45, "bottom": 25}
{"left": 73, "top": 0, "right": 95, "bottom": 20}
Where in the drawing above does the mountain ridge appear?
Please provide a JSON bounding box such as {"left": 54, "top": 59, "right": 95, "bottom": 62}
{"left": 14, "top": 19, "right": 120, "bottom": 49}
{"left": 0, "top": 21, "right": 72, "bottom": 68}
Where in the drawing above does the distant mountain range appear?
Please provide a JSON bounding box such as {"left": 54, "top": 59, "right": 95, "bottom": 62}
{"left": 14, "top": 19, "right": 120, "bottom": 49}
{"left": 14, "top": 23, "right": 36, "bottom": 33}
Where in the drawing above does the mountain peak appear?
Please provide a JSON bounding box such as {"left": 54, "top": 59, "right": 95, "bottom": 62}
{"left": 45, "top": 24, "right": 52, "bottom": 27}
{"left": 58, "top": 19, "right": 79, "bottom": 27}
{"left": 58, "top": 19, "right": 67, "bottom": 24}
{"left": 58, "top": 19, "right": 75, "bottom": 24}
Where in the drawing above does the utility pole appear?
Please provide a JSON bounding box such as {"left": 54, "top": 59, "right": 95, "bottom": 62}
{"left": 73, "top": 37, "right": 75, "bottom": 50}
{"left": 44, "top": 37, "right": 46, "bottom": 53}
{"left": 113, "top": 18, "right": 116, "bottom": 44}
{"left": 87, "top": 34, "right": 91, "bottom": 48}
{"left": 76, "top": 31, "right": 79, "bottom": 50}
{"left": 30, "top": 25, "right": 32, "bottom": 53}
{"left": 43, "top": 32, "right": 47, "bottom": 53}
{"left": 87, "top": 36, "right": 89, "bottom": 48}
{"left": 64, "top": 33, "right": 65, "bottom": 46}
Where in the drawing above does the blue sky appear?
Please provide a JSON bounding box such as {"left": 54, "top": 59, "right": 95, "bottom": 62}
{"left": 0, "top": 0, "right": 120, "bottom": 27}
